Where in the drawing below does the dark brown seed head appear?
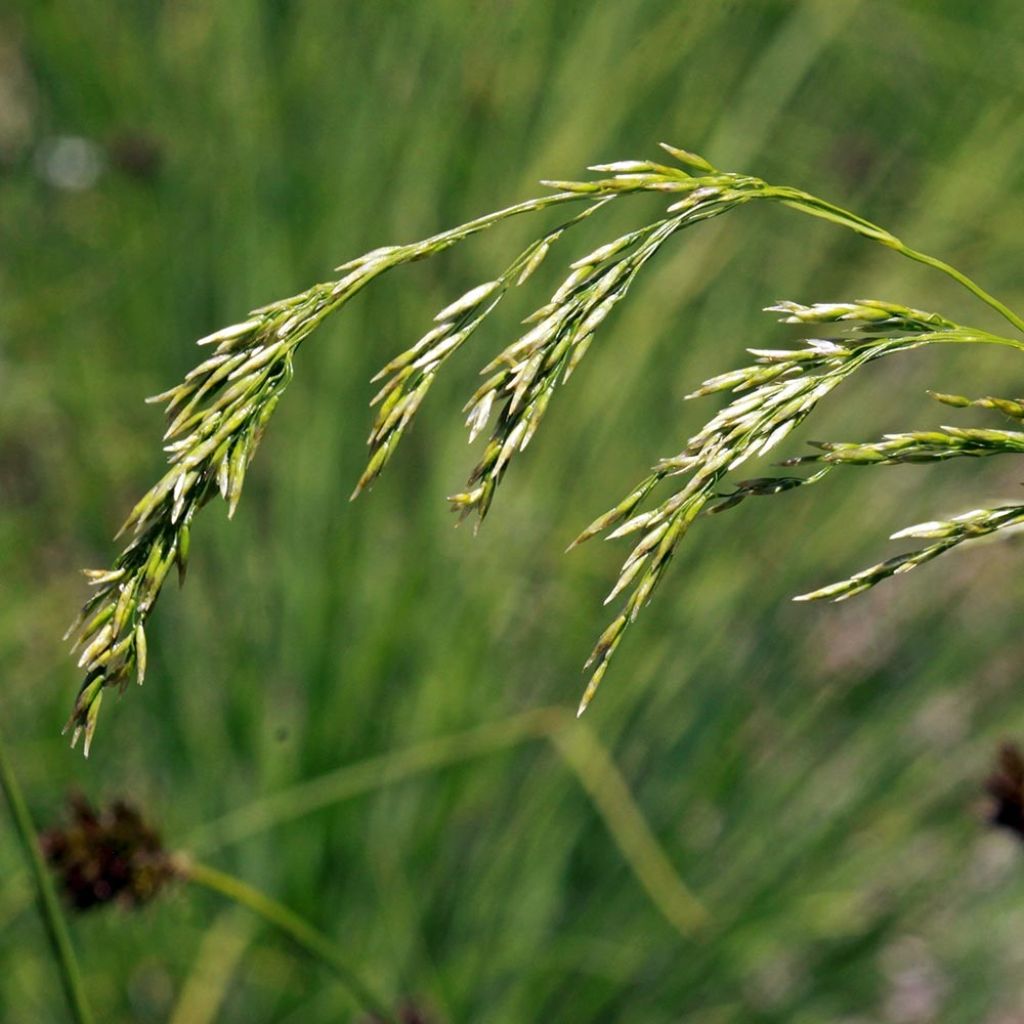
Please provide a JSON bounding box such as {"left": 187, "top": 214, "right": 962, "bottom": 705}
{"left": 39, "top": 795, "right": 178, "bottom": 912}
{"left": 362, "top": 1001, "right": 436, "bottom": 1024}
{"left": 985, "top": 742, "right": 1024, "bottom": 839}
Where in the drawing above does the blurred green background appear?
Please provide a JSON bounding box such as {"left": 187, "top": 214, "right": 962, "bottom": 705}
{"left": 6, "top": 1, "right": 1024, "bottom": 1021}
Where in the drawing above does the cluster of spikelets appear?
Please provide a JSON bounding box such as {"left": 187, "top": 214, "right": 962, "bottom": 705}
{"left": 40, "top": 795, "right": 177, "bottom": 911}
{"left": 66, "top": 144, "right": 1024, "bottom": 753}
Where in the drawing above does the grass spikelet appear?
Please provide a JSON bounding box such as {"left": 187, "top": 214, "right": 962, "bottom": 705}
{"left": 66, "top": 144, "right": 1024, "bottom": 746}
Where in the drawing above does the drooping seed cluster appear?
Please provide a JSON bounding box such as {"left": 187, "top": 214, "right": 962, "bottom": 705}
{"left": 450, "top": 207, "right": 725, "bottom": 520}
{"left": 364, "top": 148, "right": 809, "bottom": 520}
{"left": 787, "top": 426, "right": 1024, "bottom": 467}
{"left": 63, "top": 251, "right": 420, "bottom": 753}
{"left": 65, "top": 310, "right": 295, "bottom": 755}
{"left": 568, "top": 300, "right": 1024, "bottom": 712}
{"left": 795, "top": 505, "right": 1024, "bottom": 601}
{"left": 355, "top": 197, "right": 616, "bottom": 499}
{"left": 64, "top": 196, "right": 595, "bottom": 753}
{"left": 66, "top": 145, "right": 1024, "bottom": 751}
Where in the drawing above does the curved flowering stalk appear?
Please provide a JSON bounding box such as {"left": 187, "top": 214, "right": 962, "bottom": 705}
{"left": 568, "top": 300, "right": 1024, "bottom": 712}
{"left": 654, "top": 305, "right": 1024, "bottom": 607}
{"left": 65, "top": 190, "right": 597, "bottom": 754}
{"left": 764, "top": 383, "right": 1024, "bottom": 602}
{"left": 67, "top": 145, "right": 1024, "bottom": 751}
{"left": 793, "top": 506, "right": 1024, "bottom": 602}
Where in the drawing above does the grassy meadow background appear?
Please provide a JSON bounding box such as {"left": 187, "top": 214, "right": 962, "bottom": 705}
{"left": 5, "top": 1, "right": 1024, "bottom": 1020}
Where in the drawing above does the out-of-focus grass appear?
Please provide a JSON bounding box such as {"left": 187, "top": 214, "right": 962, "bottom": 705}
{"left": 4, "top": 1, "right": 1024, "bottom": 1021}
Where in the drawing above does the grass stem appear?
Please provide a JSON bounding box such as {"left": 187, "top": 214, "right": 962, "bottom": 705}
{"left": 550, "top": 726, "right": 709, "bottom": 934}
{"left": 189, "top": 707, "right": 707, "bottom": 939}
{"left": 168, "top": 908, "right": 255, "bottom": 1024}
{"left": 900, "top": 245, "right": 1024, "bottom": 335}
{"left": 182, "top": 859, "right": 398, "bottom": 1023}
{"left": 0, "top": 728, "right": 94, "bottom": 1024}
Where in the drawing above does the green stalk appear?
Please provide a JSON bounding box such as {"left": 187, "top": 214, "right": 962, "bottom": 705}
{"left": 549, "top": 726, "right": 708, "bottom": 935}
{"left": 188, "top": 707, "right": 563, "bottom": 853}
{"left": 899, "top": 244, "right": 1024, "bottom": 335}
{"left": 187, "top": 707, "right": 707, "bottom": 940}
{"left": 779, "top": 191, "right": 1024, "bottom": 335}
{"left": 182, "top": 859, "right": 397, "bottom": 1024}
{"left": 0, "top": 729, "right": 93, "bottom": 1024}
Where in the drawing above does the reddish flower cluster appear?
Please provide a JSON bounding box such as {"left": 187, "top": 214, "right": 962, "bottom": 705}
{"left": 985, "top": 742, "right": 1024, "bottom": 839}
{"left": 40, "top": 795, "right": 177, "bottom": 911}
{"left": 364, "top": 1001, "right": 435, "bottom": 1024}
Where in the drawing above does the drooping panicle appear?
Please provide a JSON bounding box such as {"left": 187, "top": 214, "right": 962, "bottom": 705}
{"left": 569, "top": 298, "right": 1024, "bottom": 711}
{"left": 66, "top": 142, "right": 1024, "bottom": 744}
